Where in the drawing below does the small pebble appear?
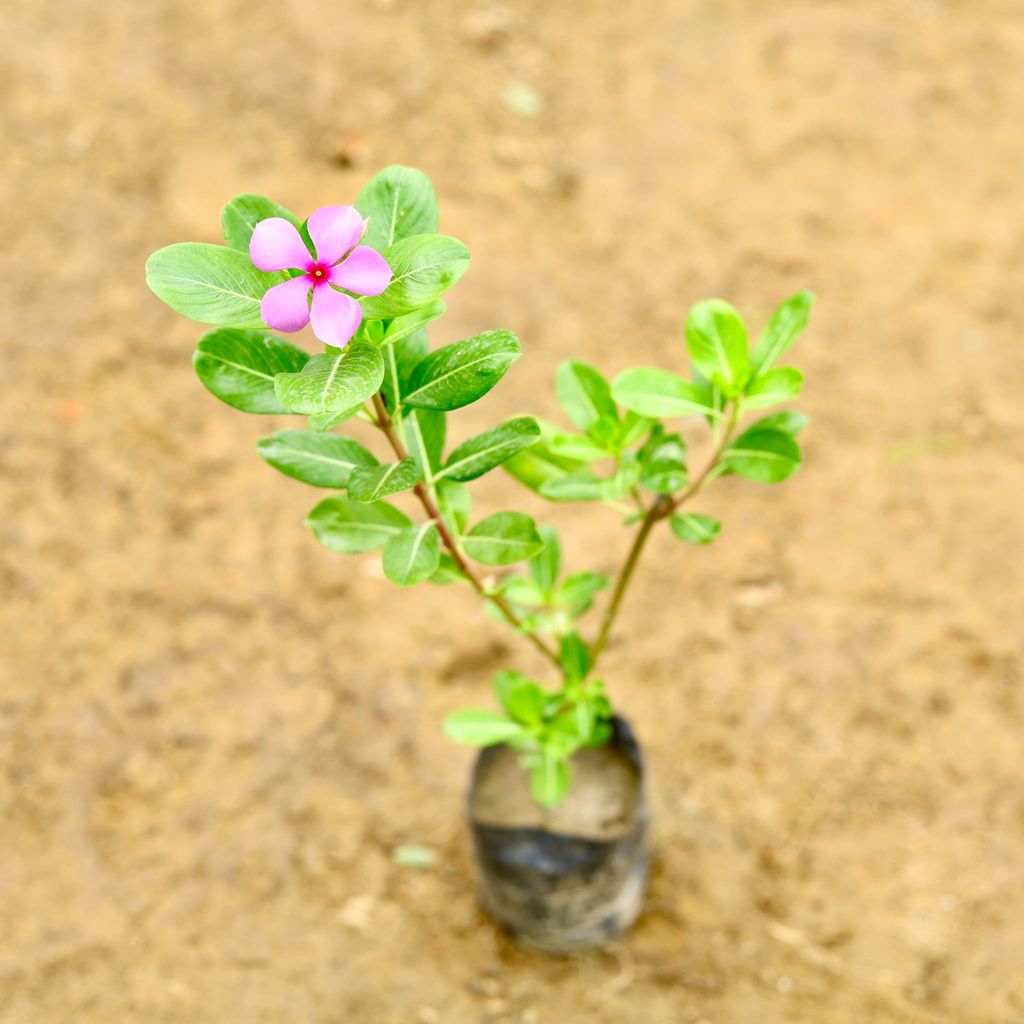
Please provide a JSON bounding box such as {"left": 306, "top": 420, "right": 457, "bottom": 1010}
{"left": 330, "top": 131, "right": 372, "bottom": 168}
{"left": 734, "top": 577, "right": 784, "bottom": 609}
{"left": 463, "top": 5, "right": 512, "bottom": 47}
{"left": 392, "top": 843, "right": 438, "bottom": 870}
{"left": 502, "top": 84, "right": 545, "bottom": 118}
{"left": 338, "top": 894, "right": 376, "bottom": 931}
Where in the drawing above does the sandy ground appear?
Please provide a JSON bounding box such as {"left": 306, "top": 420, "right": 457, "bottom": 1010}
{"left": 2, "top": 1, "right": 1024, "bottom": 1021}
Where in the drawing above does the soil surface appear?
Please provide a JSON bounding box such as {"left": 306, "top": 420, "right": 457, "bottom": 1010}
{"left": 471, "top": 737, "right": 640, "bottom": 839}
{"left": 3, "top": 1, "right": 1024, "bottom": 1022}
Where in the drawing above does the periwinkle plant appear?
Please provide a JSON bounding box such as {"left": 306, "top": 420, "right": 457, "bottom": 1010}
{"left": 146, "top": 165, "right": 813, "bottom": 807}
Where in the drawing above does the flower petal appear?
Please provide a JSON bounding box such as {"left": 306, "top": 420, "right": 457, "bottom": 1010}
{"left": 260, "top": 276, "right": 312, "bottom": 332}
{"left": 307, "top": 205, "right": 365, "bottom": 266}
{"left": 329, "top": 245, "right": 393, "bottom": 297}
{"left": 249, "top": 217, "right": 313, "bottom": 272}
{"left": 309, "top": 286, "right": 362, "bottom": 348}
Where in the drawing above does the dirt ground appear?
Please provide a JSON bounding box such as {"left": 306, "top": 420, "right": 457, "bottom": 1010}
{"left": 2, "top": 1, "right": 1023, "bottom": 1021}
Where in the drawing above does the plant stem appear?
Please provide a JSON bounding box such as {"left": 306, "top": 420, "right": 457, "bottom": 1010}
{"left": 370, "top": 393, "right": 562, "bottom": 671}
{"left": 589, "top": 494, "right": 669, "bottom": 668}
{"left": 669, "top": 401, "right": 741, "bottom": 513}
{"left": 588, "top": 402, "right": 742, "bottom": 673}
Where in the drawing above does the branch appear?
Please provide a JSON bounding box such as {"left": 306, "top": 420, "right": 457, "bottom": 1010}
{"left": 589, "top": 494, "right": 669, "bottom": 668}
{"left": 588, "top": 402, "right": 742, "bottom": 672}
{"left": 668, "top": 402, "right": 740, "bottom": 513}
{"left": 371, "top": 393, "right": 562, "bottom": 671}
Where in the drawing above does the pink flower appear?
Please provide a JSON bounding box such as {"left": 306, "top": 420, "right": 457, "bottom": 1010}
{"left": 250, "top": 206, "right": 392, "bottom": 348}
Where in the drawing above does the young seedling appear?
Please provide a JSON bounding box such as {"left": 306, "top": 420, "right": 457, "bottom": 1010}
{"left": 147, "top": 165, "right": 813, "bottom": 808}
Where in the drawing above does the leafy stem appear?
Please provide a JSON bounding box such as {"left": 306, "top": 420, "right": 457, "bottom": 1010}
{"left": 588, "top": 400, "right": 742, "bottom": 673}
{"left": 371, "top": 392, "right": 562, "bottom": 670}
{"left": 588, "top": 495, "right": 668, "bottom": 669}
{"left": 155, "top": 166, "right": 815, "bottom": 810}
{"left": 383, "top": 339, "right": 410, "bottom": 449}
{"left": 669, "top": 400, "right": 741, "bottom": 513}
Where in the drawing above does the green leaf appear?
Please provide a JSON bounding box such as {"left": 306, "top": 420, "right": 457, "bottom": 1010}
{"left": 355, "top": 165, "right": 440, "bottom": 252}
{"left": 530, "top": 754, "right": 570, "bottom": 807}
{"left": 586, "top": 415, "right": 619, "bottom": 449}
{"left": 529, "top": 525, "right": 561, "bottom": 592}
{"left": 612, "top": 367, "right": 716, "bottom": 419}
{"left": 640, "top": 432, "right": 689, "bottom": 494}
{"left": 587, "top": 719, "right": 614, "bottom": 749}
{"left": 608, "top": 460, "right": 642, "bottom": 499}
{"left": 685, "top": 299, "right": 750, "bottom": 393}
{"left": 692, "top": 367, "right": 726, "bottom": 425}
{"left": 347, "top": 457, "right": 422, "bottom": 502}
{"left": 361, "top": 320, "right": 386, "bottom": 344}
{"left": 381, "top": 328, "right": 431, "bottom": 411}
{"left": 439, "top": 417, "right": 540, "bottom": 482}
{"left": 744, "top": 367, "right": 803, "bottom": 409}
{"left": 572, "top": 698, "right": 595, "bottom": 746}
{"left": 360, "top": 235, "right": 470, "bottom": 319}
{"left": 221, "top": 194, "right": 301, "bottom": 251}
{"left": 560, "top": 632, "right": 590, "bottom": 682}
{"left": 555, "top": 572, "right": 609, "bottom": 616}
{"left": 542, "top": 715, "right": 587, "bottom": 756}
{"left": 539, "top": 462, "right": 639, "bottom": 503}
{"left": 494, "top": 669, "right": 533, "bottom": 708}
{"left": 642, "top": 461, "right": 688, "bottom": 494}
{"left": 504, "top": 449, "right": 582, "bottom": 491}
{"left": 751, "top": 290, "right": 815, "bottom": 375}
{"left": 443, "top": 710, "right": 525, "bottom": 746}
{"left": 639, "top": 426, "right": 685, "bottom": 461}
{"left": 192, "top": 328, "right": 308, "bottom": 414}
{"left": 538, "top": 470, "right": 607, "bottom": 502}
{"left": 670, "top": 512, "right": 722, "bottom": 544}
{"left": 499, "top": 575, "right": 547, "bottom": 606}
{"left": 403, "top": 331, "right": 521, "bottom": 411}
{"left": 382, "top": 521, "right": 441, "bottom": 585}
{"left": 306, "top": 496, "right": 410, "bottom": 553}
{"left": 463, "top": 512, "right": 544, "bottom": 565}
{"left": 405, "top": 407, "right": 446, "bottom": 476}
{"left": 146, "top": 243, "right": 286, "bottom": 329}
{"left": 555, "top": 360, "right": 617, "bottom": 431}
{"left": 547, "top": 429, "right": 610, "bottom": 462}
{"left": 308, "top": 403, "right": 364, "bottom": 432}
{"left": 273, "top": 342, "right": 385, "bottom": 416}
{"left": 372, "top": 316, "right": 440, "bottom": 426}
{"left": 429, "top": 552, "right": 467, "bottom": 585}
{"left": 724, "top": 428, "right": 801, "bottom": 483}
{"left": 578, "top": 686, "right": 614, "bottom": 749}
{"left": 381, "top": 301, "right": 446, "bottom": 345}
{"left": 752, "top": 409, "right": 809, "bottom": 436}
{"left": 500, "top": 677, "right": 546, "bottom": 726}
{"left": 256, "top": 430, "right": 378, "bottom": 488}
{"left": 436, "top": 479, "right": 470, "bottom": 534}
{"left": 613, "top": 410, "right": 653, "bottom": 451}
{"left": 502, "top": 419, "right": 586, "bottom": 493}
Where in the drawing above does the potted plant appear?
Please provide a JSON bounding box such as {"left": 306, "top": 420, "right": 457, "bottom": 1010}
{"left": 146, "top": 165, "right": 813, "bottom": 953}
